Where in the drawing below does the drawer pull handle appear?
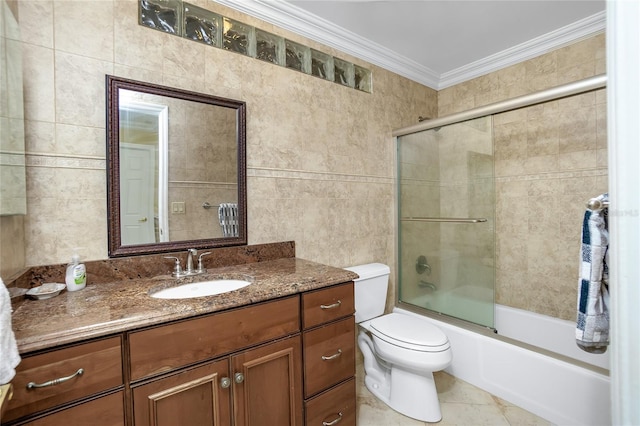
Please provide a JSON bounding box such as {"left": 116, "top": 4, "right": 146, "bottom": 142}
{"left": 321, "top": 349, "right": 342, "bottom": 361}
{"left": 320, "top": 300, "right": 341, "bottom": 310}
{"left": 323, "top": 412, "right": 343, "bottom": 426}
{"left": 220, "top": 377, "right": 231, "bottom": 389}
{"left": 27, "top": 368, "right": 84, "bottom": 389}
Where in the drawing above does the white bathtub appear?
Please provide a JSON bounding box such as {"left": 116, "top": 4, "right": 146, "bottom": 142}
{"left": 396, "top": 292, "right": 611, "bottom": 425}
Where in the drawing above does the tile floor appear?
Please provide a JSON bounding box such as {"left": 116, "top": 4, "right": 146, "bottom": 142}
{"left": 356, "top": 363, "right": 553, "bottom": 425}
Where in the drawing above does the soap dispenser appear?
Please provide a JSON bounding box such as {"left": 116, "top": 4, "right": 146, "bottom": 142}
{"left": 65, "top": 251, "right": 87, "bottom": 292}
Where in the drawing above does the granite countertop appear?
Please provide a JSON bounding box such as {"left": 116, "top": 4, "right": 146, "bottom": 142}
{"left": 11, "top": 258, "right": 358, "bottom": 354}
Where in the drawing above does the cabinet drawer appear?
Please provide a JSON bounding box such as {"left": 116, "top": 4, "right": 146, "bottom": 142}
{"left": 302, "top": 283, "right": 354, "bottom": 330}
{"left": 5, "top": 336, "right": 123, "bottom": 423}
{"left": 303, "top": 317, "right": 355, "bottom": 398}
{"left": 304, "top": 378, "right": 356, "bottom": 426}
{"left": 129, "top": 296, "right": 300, "bottom": 381}
{"left": 24, "top": 391, "right": 124, "bottom": 426}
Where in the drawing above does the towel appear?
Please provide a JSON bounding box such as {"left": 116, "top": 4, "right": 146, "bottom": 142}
{"left": 0, "top": 279, "right": 20, "bottom": 384}
{"left": 576, "top": 193, "right": 609, "bottom": 353}
{"left": 218, "top": 203, "right": 239, "bottom": 238}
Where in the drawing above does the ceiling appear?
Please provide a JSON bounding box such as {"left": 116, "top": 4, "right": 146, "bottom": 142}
{"left": 214, "top": 0, "right": 606, "bottom": 89}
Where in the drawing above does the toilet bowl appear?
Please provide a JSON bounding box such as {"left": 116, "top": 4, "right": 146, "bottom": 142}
{"left": 345, "top": 263, "right": 452, "bottom": 422}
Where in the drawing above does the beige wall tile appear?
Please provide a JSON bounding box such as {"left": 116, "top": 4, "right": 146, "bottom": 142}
{"left": 16, "top": 1, "right": 54, "bottom": 49}
{"left": 53, "top": 0, "right": 114, "bottom": 62}
{"left": 54, "top": 52, "right": 113, "bottom": 127}
{"left": 21, "top": 44, "right": 55, "bottom": 123}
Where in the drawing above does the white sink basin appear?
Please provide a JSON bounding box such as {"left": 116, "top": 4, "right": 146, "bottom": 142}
{"left": 151, "top": 279, "right": 251, "bottom": 299}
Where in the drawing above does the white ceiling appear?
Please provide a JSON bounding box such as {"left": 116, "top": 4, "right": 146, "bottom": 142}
{"left": 214, "top": 0, "right": 606, "bottom": 89}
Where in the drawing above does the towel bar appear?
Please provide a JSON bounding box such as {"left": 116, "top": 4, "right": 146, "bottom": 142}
{"left": 401, "top": 217, "right": 488, "bottom": 223}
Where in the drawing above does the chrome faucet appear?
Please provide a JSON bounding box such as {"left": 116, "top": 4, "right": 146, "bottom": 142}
{"left": 164, "top": 249, "right": 212, "bottom": 278}
{"left": 185, "top": 248, "right": 198, "bottom": 275}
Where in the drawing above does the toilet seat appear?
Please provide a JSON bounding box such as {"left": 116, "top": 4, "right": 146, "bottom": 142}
{"left": 369, "top": 313, "right": 450, "bottom": 352}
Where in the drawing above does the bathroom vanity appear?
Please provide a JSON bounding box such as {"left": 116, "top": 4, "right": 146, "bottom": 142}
{"left": 4, "top": 254, "right": 358, "bottom": 426}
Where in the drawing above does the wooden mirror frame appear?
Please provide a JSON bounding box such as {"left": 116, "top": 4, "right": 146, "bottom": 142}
{"left": 106, "top": 75, "right": 247, "bottom": 257}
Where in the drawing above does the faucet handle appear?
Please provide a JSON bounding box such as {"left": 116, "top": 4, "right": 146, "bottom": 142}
{"left": 197, "top": 252, "right": 212, "bottom": 273}
{"left": 164, "top": 256, "right": 183, "bottom": 277}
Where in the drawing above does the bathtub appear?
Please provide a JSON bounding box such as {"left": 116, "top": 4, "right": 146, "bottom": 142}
{"left": 397, "top": 288, "right": 611, "bottom": 426}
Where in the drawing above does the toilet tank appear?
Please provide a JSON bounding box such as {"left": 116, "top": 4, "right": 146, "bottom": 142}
{"left": 344, "top": 263, "right": 390, "bottom": 323}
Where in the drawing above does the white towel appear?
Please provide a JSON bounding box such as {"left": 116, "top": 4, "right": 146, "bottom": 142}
{"left": 0, "top": 279, "right": 20, "bottom": 384}
{"left": 576, "top": 193, "right": 609, "bottom": 353}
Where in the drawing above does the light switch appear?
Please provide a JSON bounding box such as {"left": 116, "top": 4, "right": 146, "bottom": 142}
{"left": 171, "top": 201, "right": 186, "bottom": 214}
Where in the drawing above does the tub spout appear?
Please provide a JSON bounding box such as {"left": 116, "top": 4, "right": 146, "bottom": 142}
{"left": 419, "top": 280, "right": 438, "bottom": 292}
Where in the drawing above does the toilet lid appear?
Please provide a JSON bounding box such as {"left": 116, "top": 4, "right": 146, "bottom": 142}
{"left": 369, "top": 313, "right": 449, "bottom": 348}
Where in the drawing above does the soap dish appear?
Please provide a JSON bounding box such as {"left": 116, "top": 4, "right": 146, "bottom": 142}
{"left": 26, "top": 283, "right": 66, "bottom": 300}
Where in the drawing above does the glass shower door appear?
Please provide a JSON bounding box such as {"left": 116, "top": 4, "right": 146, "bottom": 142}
{"left": 397, "top": 116, "right": 495, "bottom": 328}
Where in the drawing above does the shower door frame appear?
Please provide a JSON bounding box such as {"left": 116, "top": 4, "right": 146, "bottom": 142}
{"left": 392, "top": 73, "right": 607, "bottom": 331}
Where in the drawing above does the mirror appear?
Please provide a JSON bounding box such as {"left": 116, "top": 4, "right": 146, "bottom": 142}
{"left": 106, "top": 75, "right": 246, "bottom": 257}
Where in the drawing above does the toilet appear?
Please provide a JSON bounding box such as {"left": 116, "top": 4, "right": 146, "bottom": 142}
{"left": 345, "top": 263, "right": 452, "bottom": 423}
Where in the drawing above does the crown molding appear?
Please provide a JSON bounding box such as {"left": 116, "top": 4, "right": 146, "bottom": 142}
{"left": 438, "top": 11, "right": 606, "bottom": 89}
{"left": 212, "top": 0, "right": 605, "bottom": 90}
{"left": 212, "top": 0, "right": 440, "bottom": 88}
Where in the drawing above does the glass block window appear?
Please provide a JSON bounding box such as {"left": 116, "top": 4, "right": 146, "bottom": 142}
{"left": 255, "top": 29, "right": 284, "bottom": 65}
{"left": 333, "top": 57, "right": 354, "bottom": 88}
{"left": 138, "top": 1, "right": 372, "bottom": 93}
{"left": 223, "top": 18, "right": 254, "bottom": 56}
{"left": 183, "top": 3, "right": 220, "bottom": 46}
{"left": 354, "top": 65, "right": 372, "bottom": 93}
{"left": 311, "top": 49, "right": 333, "bottom": 81}
{"left": 140, "top": 0, "right": 182, "bottom": 35}
{"left": 285, "top": 39, "right": 310, "bottom": 73}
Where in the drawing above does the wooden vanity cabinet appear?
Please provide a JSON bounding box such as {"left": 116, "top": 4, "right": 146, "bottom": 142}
{"left": 5, "top": 281, "right": 357, "bottom": 426}
{"left": 301, "top": 283, "right": 357, "bottom": 426}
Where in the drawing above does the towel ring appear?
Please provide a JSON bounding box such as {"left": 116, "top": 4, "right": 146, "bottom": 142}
{"left": 586, "top": 198, "right": 609, "bottom": 211}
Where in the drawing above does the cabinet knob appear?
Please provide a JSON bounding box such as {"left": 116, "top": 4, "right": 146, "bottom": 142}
{"left": 234, "top": 372, "right": 244, "bottom": 384}
{"left": 220, "top": 377, "right": 231, "bottom": 389}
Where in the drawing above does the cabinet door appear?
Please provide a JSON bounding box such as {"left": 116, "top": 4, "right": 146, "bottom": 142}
{"left": 132, "top": 359, "right": 231, "bottom": 426}
{"left": 24, "top": 391, "right": 124, "bottom": 426}
{"left": 231, "top": 335, "right": 303, "bottom": 426}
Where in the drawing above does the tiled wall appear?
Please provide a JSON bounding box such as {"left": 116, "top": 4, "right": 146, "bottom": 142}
{"left": 1, "top": 0, "right": 606, "bottom": 322}
{"left": 439, "top": 34, "right": 607, "bottom": 321}
{"left": 2, "top": 0, "right": 437, "bottom": 302}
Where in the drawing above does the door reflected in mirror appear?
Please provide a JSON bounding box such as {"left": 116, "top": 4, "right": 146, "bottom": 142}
{"left": 107, "top": 76, "right": 246, "bottom": 257}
